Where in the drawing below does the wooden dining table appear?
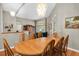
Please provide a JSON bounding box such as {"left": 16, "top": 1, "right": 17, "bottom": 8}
{"left": 14, "top": 37, "right": 60, "bottom": 56}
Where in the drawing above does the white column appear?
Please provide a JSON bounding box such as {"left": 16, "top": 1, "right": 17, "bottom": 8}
{"left": 0, "top": 6, "right": 3, "bottom": 32}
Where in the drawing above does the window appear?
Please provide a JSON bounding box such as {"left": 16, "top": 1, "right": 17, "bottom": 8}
{"left": 36, "top": 19, "right": 46, "bottom": 32}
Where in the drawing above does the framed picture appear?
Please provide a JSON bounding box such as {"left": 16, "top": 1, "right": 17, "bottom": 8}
{"left": 65, "top": 16, "right": 79, "bottom": 29}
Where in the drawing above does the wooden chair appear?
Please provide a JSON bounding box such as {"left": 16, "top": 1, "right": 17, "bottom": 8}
{"left": 3, "top": 39, "right": 14, "bottom": 56}
{"left": 29, "top": 33, "right": 35, "bottom": 39}
{"left": 62, "top": 35, "right": 69, "bottom": 56}
{"left": 53, "top": 32, "right": 61, "bottom": 38}
{"left": 38, "top": 32, "right": 42, "bottom": 38}
{"left": 42, "top": 40, "right": 55, "bottom": 56}
{"left": 47, "top": 40, "right": 55, "bottom": 56}
{"left": 3, "top": 39, "right": 19, "bottom": 56}
{"left": 19, "top": 32, "right": 25, "bottom": 41}
{"left": 54, "top": 37, "right": 64, "bottom": 56}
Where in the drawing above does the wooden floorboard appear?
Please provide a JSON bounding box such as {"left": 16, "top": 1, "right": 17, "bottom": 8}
{"left": 0, "top": 48, "right": 79, "bottom": 56}
{"left": 66, "top": 49, "right": 79, "bottom": 56}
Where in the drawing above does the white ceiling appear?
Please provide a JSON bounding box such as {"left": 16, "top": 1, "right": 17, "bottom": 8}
{"left": 1, "top": 3, "right": 22, "bottom": 12}
{"left": 1, "top": 3, "right": 56, "bottom": 20}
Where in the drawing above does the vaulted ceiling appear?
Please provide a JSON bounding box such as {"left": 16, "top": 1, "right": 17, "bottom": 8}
{"left": 1, "top": 3, "right": 56, "bottom": 20}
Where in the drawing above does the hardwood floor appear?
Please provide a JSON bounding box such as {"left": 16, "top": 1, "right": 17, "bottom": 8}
{"left": 0, "top": 48, "right": 79, "bottom": 56}
{"left": 67, "top": 49, "right": 79, "bottom": 56}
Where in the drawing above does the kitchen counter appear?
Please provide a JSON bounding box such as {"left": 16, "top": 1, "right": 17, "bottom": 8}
{"left": 1, "top": 32, "right": 22, "bottom": 34}
{"left": 0, "top": 31, "right": 29, "bottom": 49}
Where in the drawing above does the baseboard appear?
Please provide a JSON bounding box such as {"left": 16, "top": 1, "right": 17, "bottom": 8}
{"left": 68, "top": 47, "right": 79, "bottom": 53}
{"left": 0, "top": 49, "right": 4, "bottom": 51}
{"left": 0, "top": 46, "right": 14, "bottom": 51}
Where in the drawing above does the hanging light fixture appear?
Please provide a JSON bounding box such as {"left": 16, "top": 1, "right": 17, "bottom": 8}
{"left": 37, "top": 3, "right": 47, "bottom": 17}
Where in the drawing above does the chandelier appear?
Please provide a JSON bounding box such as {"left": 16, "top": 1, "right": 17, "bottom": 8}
{"left": 37, "top": 3, "right": 47, "bottom": 17}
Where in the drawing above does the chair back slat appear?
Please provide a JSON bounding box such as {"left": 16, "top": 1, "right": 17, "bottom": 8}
{"left": 50, "top": 40, "right": 55, "bottom": 50}
{"left": 3, "top": 39, "right": 14, "bottom": 56}
{"left": 56, "top": 37, "right": 64, "bottom": 49}
{"left": 64, "top": 35, "right": 69, "bottom": 48}
{"left": 62, "top": 35, "right": 69, "bottom": 55}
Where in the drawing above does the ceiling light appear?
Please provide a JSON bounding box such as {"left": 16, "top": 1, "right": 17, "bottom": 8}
{"left": 37, "top": 3, "right": 47, "bottom": 17}
{"left": 10, "top": 11, "right": 15, "bottom": 16}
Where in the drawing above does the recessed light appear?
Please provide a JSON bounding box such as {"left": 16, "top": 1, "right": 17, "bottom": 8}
{"left": 10, "top": 11, "right": 15, "bottom": 16}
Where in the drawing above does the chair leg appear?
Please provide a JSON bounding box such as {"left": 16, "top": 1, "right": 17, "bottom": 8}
{"left": 63, "top": 51, "right": 67, "bottom": 56}
{"left": 5, "top": 50, "right": 7, "bottom": 56}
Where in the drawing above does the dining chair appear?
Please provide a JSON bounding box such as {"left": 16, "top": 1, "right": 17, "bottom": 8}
{"left": 54, "top": 37, "right": 64, "bottom": 56}
{"left": 38, "top": 32, "right": 42, "bottom": 38}
{"left": 62, "top": 35, "right": 69, "bottom": 56}
{"left": 42, "top": 40, "right": 55, "bottom": 56}
{"left": 53, "top": 32, "right": 61, "bottom": 38}
{"left": 29, "top": 33, "right": 35, "bottom": 39}
{"left": 19, "top": 32, "right": 25, "bottom": 41}
{"left": 47, "top": 40, "right": 55, "bottom": 56}
{"left": 3, "top": 39, "right": 14, "bottom": 56}
{"left": 3, "top": 39, "right": 19, "bottom": 56}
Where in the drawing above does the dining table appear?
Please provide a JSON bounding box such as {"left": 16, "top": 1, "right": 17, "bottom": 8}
{"left": 14, "top": 36, "right": 60, "bottom": 56}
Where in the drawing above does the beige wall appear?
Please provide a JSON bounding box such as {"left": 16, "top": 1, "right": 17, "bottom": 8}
{"left": 3, "top": 11, "right": 16, "bottom": 32}
{"left": 0, "top": 5, "right": 2, "bottom": 32}
{"left": 16, "top": 17, "right": 35, "bottom": 26}
{"left": 48, "top": 3, "right": 79, "bottom": 50}
{"left": 0, "top": 5, "right": 3, "bottom": 33}
{"left": 3, "top": 11, "right": 35, "bottom": 32}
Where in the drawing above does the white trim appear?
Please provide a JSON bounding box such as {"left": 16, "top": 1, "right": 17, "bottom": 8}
{"left": 0, "top": 46, "right": 14, "bottom": 51}
{"left": 0, "top": 49, "right": 4, "bottom": 51}
{"left": 68, "top": 47, "right": 79, "bottom": 53}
